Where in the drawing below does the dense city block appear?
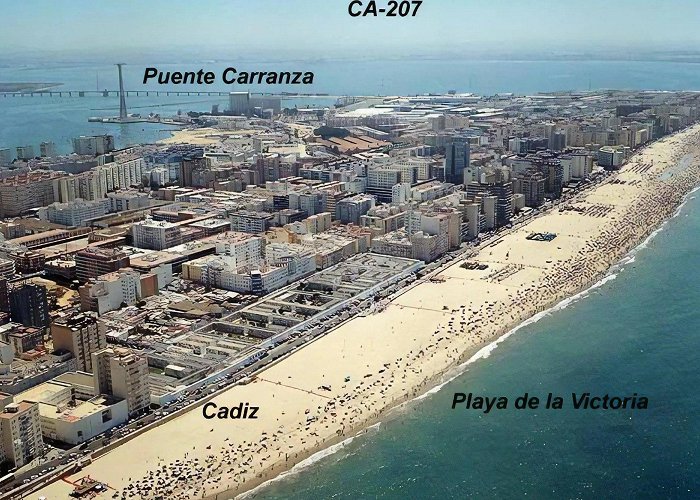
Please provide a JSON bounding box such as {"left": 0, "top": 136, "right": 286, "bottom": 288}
{"left": 0, "top": 86, "right": 698, "bottom": 493}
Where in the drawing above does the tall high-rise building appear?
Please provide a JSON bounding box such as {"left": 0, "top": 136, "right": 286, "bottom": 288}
{"left": 9, "top": 283, "right": 50, "bottom": 329}
{"left": 92, "top": 347, "right": 150, "bottom": 416}
{"left": 229, "top": 91, "right": 250, "bottom": 116}
{"left": 0, "top": 171, "right": 63, "bottom": 217}
{"left": 72, "top": 135, "right": 115, "bottom": 156}
{"left": 39, "top": 141, "right": 57, "bottom": 157}
{"left": 15, "top": 145, "right": 35, "bottom": 160}
{"left": 75, "top": 247, "right": 130, "bottom": 283}
{"left": 465, "top": 168, "right": 514, "bottom": 227}
{"left": 179, "top": 155, "right": 208, "bottom": 187}
{"left": 0, "top": 279, "right": 9, "bottom": 314}
{"left": 54, "top": 157, "right": 144, "bottom": 203}
{"left": 50, "top": 313, "right": 105, "bottom": 372}
{"left": 549, "top": 131, "right": 566, "bottom": 151}
{"left": 0, "top": 148, "right": 13, "bottom": 166}
{"left": 132, "top": 219, "right": 182, "bottom": 250}
{"left": 444, "top": 137, "right": 470, "bottom": 185}
{"left": 543, "top": 161, "right": 564, "bottom": 199}
{"left": 0, "top": 398, "right": 43, "bottom": 469}
{"left": 514, "top": 171, "right": 546, "bottom": 208}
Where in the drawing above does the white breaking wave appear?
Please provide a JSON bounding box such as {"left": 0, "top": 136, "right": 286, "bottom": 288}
{"left": 236, "top": 424, "right": 382, "bottom": 499}
{"left": 412, "top": 182, "right": 700, "bottom": 406}
{"left": 411, "top": 272, "right": 619, "bottom": 403}
{"left": 358, "top": 421, "right": 382, "bottom": 435}
{"left": 235, "top": 183, "right": 700, "bottom": 499}
{"left": 628, "top": 184, "right": 699, "bottom": 257}
{"left": 413, "top": 183, "right": 700, "bottom": 405}
{"left": 236, "top": 266, "right": 622, "bottom": 498}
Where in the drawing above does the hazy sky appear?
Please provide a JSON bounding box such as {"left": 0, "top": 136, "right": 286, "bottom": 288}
{"left": 3, "top": 0, "right": 700, "bottom": 59}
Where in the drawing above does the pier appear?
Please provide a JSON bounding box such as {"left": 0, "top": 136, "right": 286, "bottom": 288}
{"left": 1, "top": 90, "right": 341, "bottom": 98}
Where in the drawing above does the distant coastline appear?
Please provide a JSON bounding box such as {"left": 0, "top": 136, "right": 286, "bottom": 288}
{"left": 0, "top": 82, "right": 62, "bottom": 92}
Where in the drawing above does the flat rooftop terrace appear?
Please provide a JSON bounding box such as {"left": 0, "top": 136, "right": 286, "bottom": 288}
{"left": 230, "top": 253, "right": 422, "bottom": 330}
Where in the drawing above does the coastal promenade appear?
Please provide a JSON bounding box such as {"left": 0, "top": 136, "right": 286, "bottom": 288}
{"left": 34, "top": 124, "right": 700, "bottom": 499}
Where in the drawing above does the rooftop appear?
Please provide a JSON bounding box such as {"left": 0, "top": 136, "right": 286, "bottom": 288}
{"left": 0, "top": 401, "right": 35, "bottom": 418}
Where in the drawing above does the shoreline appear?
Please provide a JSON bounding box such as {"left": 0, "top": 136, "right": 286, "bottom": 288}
{"left": 231, "top": 182, "right": 700, "bottom": 500}
{"left": 227, "top": 334, "right": 492, "bottom": 500}
{"left": 33, "top": 124, "right": 700, "bottom": 500}
{"left": 213, "top": 125, "right": 700, "bottom": 500}
{"left": 158, "top": 126, "right": 261, "bottom": 145}
{"left": 237, "top": 180, "right": 700, "bottom": 500}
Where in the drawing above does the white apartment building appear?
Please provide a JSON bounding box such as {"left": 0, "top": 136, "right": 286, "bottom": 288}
{"left": 40, "top": 198, "right": 111, "bottom": 226}
{"left": 72, "top": 135, "right": 114, "bottom": 155}
{"left": 0, "top": 399, "right": 43, "bottom": 468}
{"left": 213, "top": 232, "right": 265, "bottom": 268}
{"left": 107, "top": 190, "right": 151, "bottom": 212}
{"left": 80, "top": 269, "right": 143, "bottom": 315}
{"left": 392, "top": 183, "right": 412, "bottom": 203}
{"left": 367, "top": 168, "right": 402, "bottom": 189}
{"left": 559, "top": 152, "right": 593, "bottom": 180}
{"left": 394, "top": 157, "right": 432, "bottom": 180}
{"left": 15, "top": 380, "right": 128, "bottom": 445}
{"left": 183, "top": 243, "right": 315, "bottom": 294}
{"left": 149, "top": 167, "right": 169, "bottom": 187}
{"left": 92, "top": 347, "right": 150, "bottom": 416}
{"left": 284, "top": 212, "right": 332, "bottom": 236}
{"left": 132, "top": 219, "right": 182, "bottom": 250}
{"left": 52, "top": 159, "right": 144, "bottom": 203}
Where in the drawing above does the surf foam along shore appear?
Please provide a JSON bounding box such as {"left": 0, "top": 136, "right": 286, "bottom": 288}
{"left": 386, "top": 181, "right": 700, "bottom": 409}
{"left": 33, "top": 124, "right": 700, "bottom": 500}
{"left": 231, "top": 159, "right": 700, "bottom": 499}
{"left": 236, "top": 421, "right": 383, "bottom": 500}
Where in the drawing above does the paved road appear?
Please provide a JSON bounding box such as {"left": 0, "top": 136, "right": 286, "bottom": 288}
{"left": 3, "top": 171, "right": 613, "bottom": 497}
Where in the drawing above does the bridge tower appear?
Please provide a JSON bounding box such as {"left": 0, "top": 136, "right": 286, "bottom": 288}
{"left": 116, "top": 63, "right": 128, "bottom": 119}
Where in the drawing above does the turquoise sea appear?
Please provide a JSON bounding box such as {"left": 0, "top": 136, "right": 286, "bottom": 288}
{"left": 2, "top": 58, "right": 700, "bottom": 153}
{"left": 254, "top": 189, "right": 700, "bottom": 498}
{"left": 1, "top": 57, "right": 699, "bottom": 498}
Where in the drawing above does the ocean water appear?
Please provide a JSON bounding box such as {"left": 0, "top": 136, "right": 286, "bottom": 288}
{"left": 253, "top": 190, "right": 700, "bottom": 499}
{"left": 2, "top": 57, "right": 699, "bottom": 497}
{"left": 2, "top": 58, "right": 700, "bottom": 153}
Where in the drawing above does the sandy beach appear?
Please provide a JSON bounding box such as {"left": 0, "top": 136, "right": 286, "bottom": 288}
{"left": 159, "top": 128, "right": 260, "bottom": 146}
{"left": 34, "top": 124, "right": 700, "bottom": 500}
